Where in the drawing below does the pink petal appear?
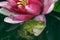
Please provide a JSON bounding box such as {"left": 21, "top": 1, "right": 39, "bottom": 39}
{"left": 4, "top": 17, "right": 23, "bottom": 24}
{"left": 7, "top": 0, "right": 17, "bottom": 6}
{"left": 7, "top": 0, "right": 18, "bottom": 2}
{"left": 0, "top": 1, "right": 13, "bottom": 11}
{"left": 25, "top": 4, "right": 41, "bottom": 15}
{"left": 46, "top": 3, "right": 54, "bottom": 13}
{"left": 28, "top": 0, "right": 43, "bottom": 5}
{"left": 42, "top": 0, "right": 55, "bottom": 14}
{"left": 11, "top": 14, "right": 33, "bottom": 21}
{"left": 0, "top": 1, "right": 8, "bottom": 7}
{"left": 34, "top": 15, "right": 46, "bottom": 24}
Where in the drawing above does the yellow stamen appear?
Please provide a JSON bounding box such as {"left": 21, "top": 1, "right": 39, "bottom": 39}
{"left": 18, "top": 5, "right": 22, "bottom": 7}
{"left": 19, "top": 0, "right": 22, "bottom": 1}
{"left": 17, "top": 0, "right": 27, "bottom": 7}
{"left": 17, "top": 2, "right": 21, "bottom": 4}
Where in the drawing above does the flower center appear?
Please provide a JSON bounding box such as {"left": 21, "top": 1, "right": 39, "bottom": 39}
{"left": 17, "top": 0, "right": 28, "bottom": 7}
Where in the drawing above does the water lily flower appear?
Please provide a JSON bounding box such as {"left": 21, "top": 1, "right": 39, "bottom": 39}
{"left": 0, "top": 0, "right": 57, "bottom": 24}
